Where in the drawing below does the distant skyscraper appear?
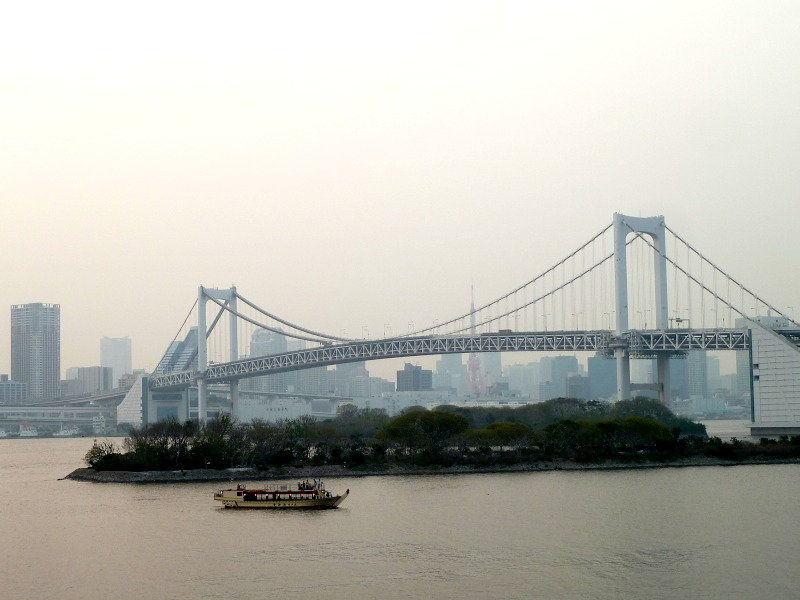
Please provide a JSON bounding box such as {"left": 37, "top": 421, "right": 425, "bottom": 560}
{"left": 539, "top": 355, "right": 578, "bottom": 400}
{"left": 482, "top": 352, "right": 502, "bottom": 387}
{"left": 66, "top": 366, "right": 113, "bottom": 395}
{"left": 435, "top": 353, "right": 464, "bottom": 392}
{"left": 587, "top": 355, "right": 616, "bottom": 400}
{"left": 11, "top": 303, "right": 60, "bottom": 401}
{"left": 101, "top": 336, "right": 132, "bottom": 387}
{"left": 506, "top": 362, "right": 540, "bottom": 400}
{"left": 687, "top": 350, "right": 708, "bottom": 398}
{"left": 436, "top": 353, "right": 462, "bottom": 375}
{"left": 396, "top": 363, "right": 433, "bottom": 392}
{"left": 247, "top": 328, "right": 288, "bottom": 392}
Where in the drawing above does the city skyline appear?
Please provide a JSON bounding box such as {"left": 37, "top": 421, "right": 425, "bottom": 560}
{"left": 2, "top": 2, "right": 799, "bottom": 379}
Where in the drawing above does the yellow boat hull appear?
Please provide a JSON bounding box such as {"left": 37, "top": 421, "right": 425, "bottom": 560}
{"left": 214, "top": 487, "right": 348, "bottom": 509}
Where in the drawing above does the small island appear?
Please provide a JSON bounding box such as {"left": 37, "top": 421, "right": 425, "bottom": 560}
{"left": 67, "top": 398, "right": 800, "bottom": 483}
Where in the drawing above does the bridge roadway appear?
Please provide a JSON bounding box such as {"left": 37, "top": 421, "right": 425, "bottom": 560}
{"left": 149, "top": 328, "right": 750, "bottom": 391}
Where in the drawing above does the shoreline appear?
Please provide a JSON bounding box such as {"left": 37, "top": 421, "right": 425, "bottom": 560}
{"left": 64, "top": 456, "right": 800, "bottom": 483}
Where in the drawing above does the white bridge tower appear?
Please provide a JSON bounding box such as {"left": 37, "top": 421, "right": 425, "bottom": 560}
{"left": 197, "top": 286, "right": 239, "bottom": 424}
{"left": 613, "top": 213, "right": 671, "bottom": 404}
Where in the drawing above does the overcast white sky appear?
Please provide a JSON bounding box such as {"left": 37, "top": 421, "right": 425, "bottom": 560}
{"left": 2, "top": 1, "right": 799, "bottom": 379}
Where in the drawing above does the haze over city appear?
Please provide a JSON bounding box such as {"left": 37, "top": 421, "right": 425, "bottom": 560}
{"left": 2, "top": 1, "right": 799, "bottom": 379}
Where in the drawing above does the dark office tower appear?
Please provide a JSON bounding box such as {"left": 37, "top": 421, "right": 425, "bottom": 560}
{"left": 11, "top": 303, "right": 61, "bottom": 401}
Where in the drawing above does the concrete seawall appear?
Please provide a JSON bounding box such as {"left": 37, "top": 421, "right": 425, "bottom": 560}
{"left": 64, "top": 457, "right": 800, "bottom": 483}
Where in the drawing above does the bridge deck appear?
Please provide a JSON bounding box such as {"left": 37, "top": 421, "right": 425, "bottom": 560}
{"left": 149, "top": 329, "right": 750, "bottom": 390}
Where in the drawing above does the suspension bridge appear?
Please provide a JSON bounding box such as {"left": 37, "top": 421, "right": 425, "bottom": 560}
{"left": 140, "top": 213, "right": 800, "bottom": 431}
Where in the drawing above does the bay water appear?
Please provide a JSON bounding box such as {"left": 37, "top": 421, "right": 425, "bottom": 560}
{"left": 1, "top": 430, "right": 798, "bottom": 599}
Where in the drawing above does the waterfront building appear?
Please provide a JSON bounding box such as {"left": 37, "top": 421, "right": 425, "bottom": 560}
{"left": 116, "top": 375, "right": 147, "bottom": 428}
{"left": 11, "top": 303, "right": 60, "bottom": 401}
{"left": 744, "top": 316, "right": 800, "bottom": 434}
{"left": 0, "top": 374, "right": 27, "bottom": 404}
{"left": 101, "top": 336, "right": 132, "bottom": 387}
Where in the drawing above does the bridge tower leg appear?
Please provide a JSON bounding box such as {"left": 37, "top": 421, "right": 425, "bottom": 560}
{"left": 197, "top": 285, "right": 208, "bottom": 425}
{"left": 197, "top": 285, "right": 239, "bottom": 425}
{"left": 229, "top": 287, "right": 239, "bottom": 421}
{"left": 613, "top": 213, "right": 671, "bottom": 404}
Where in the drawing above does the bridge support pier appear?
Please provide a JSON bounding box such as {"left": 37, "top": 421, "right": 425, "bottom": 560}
{"left": 198, "top": 286, "right": 208, "bottom": 424}
{"left": 616, "top": 349, "right": 631, "bottom": 400}
{"left": 229, "top": 287, "right": 239, "bottom": 421}
{"left": 657, "top": 355, "right": 671, "bottom": 406}
{"left": 197, "top": 379, "right": 208, "bottom": 425}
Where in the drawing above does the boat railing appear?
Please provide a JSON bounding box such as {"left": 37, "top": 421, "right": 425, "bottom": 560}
{"left": 222, "top": 482, "right": 328, "bottom": 493}
{"left": 260, "top": 484, "right": 292, "bottom": 492}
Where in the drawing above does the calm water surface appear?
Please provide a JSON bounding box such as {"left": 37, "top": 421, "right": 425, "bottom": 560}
{"left": 1, "top": 435, "right": 798, "bottom": 600}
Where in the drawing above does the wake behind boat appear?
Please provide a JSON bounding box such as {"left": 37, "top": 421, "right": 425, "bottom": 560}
{"left": 214, "top": 480, "right": 349, "bottom": 509}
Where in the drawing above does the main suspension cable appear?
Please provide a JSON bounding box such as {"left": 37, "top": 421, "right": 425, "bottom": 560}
{"left": 407, "top": 223, "right": 614, "bottom": 336}
{"left": 234, "top": 292, "right": 350, "bottom": 342}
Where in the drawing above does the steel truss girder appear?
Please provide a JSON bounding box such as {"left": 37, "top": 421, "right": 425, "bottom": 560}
{"left": 151, "top": 371, "right": 194, "bottom": 388}
{"left": 627, "top": 329, "right": 749, "bottom": 357}
{"left": 149, "top": 331, "right": 611, "bottom": 390}
{"left": 148, "top": 328, "right": 750, "bottom": 391}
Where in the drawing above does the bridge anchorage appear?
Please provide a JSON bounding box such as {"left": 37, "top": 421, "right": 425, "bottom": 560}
{"left": 140, "top": 212, "right": 798, "bottom": 433}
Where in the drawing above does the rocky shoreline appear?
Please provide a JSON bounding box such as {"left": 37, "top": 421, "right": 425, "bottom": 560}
{"left": 63, "top": 456, "right": 800, "bottom": 483}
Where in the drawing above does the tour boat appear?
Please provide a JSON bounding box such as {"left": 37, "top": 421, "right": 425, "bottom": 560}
{"left": 214, "top": 480, "right": 349, "bottom": 509}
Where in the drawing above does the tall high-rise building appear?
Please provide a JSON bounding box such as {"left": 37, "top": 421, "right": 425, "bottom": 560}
{"left": 396, "top": 363, "right": 433, "bottom": 392}
{"left": 506, "top": 362, "right": 540, "bottom": 400}
{"left": 687, "top": 350, "right": 708, "bottom": 398}
{"left": 65, "top": 366, "right": 114, "bottom": 395}
{"left": 539, "top": 355, "right": 578, "bottom": 400}
{"left": 245, "top": 328, "right": 288, "bottom": 393}
{"left": 11, "top": 303, "right": 61, "bottom": 401}
{"left": 587, "top": 355, "right": 616, "bottom": 400}
{"left": 101, "top": 336, "right": 132, "bottom": 388}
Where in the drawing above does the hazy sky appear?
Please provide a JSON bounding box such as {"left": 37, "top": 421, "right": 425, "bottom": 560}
{"left": 2, "top": 1, "right": 799, "bottom": 379}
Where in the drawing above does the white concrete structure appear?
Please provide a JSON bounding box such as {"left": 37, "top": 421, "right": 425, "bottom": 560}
{"left": 750, "top": 322, "right": 800, "bottom": 434}
{"left": 236, "top": 396, "right": 311, "bottom": 423}
{"left": 116, "top": 374, "right": 147, "bottom": 428}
